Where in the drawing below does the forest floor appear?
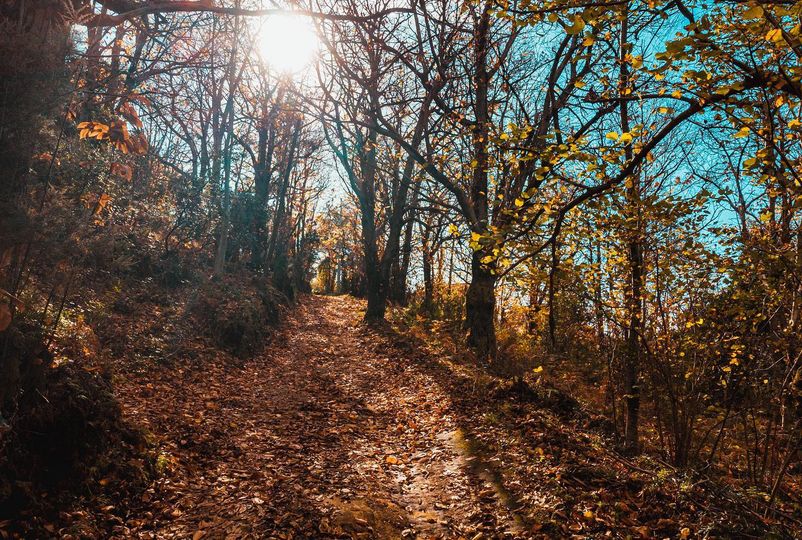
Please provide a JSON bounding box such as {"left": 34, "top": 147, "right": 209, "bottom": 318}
{"left": 117, "top": 294, "right": 527, "bottom": 539}
{"left": 17, "top": 294, "right": 797, "bottom": 539}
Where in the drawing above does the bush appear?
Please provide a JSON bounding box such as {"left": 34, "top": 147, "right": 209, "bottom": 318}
{"left": 0, "top": 363, "right": 152, "bottom": 525}
{"left": 188, "top": 273, "right": 284, "bottom": 358}
{"left": 0, "top": 321, "right": 52, "bottom": 424}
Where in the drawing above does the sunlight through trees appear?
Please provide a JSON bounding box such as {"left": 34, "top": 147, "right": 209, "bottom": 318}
{"left": 2, "top": 0, "right": 802, "bottom": 536}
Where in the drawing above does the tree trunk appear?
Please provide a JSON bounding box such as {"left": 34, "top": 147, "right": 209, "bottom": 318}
{"left": 213, "top": 128, "right": 233, "bottom": 275}
{"left": 620, "top": 5, "right": 642, "bottom": 453}
{"left": 464, "top": 4, "right": 496, "bottom": 360}
{"left": 212, "top": 18, "right": 239, "bottom": 276}
{"left": 266, "top": 119, "right": 301, "bottom": 287}
{"left": 391, "top": 180, "right": 419, "bottom": 305}
{"left": 361, "top": 194, "right": 385, "bottom": 321}
{"left": 364, "top": 258, "right": 386, "bottom": 322}
{"left": 250, "top": 85, "right": 285, "bottom": 269}
{"left": 359, "top": 103, "right": 386, "bottom": 322}
{"left": 250, "top": 123, "right": 270, "bottom": 268}
{"left": 420, "top": 222, "right": 434, "bottom": 315}
{"left": 548, "top": 240, "right": 559, "bottom": 349}
{"left": 466, "top": 250, "right": 497, "bottom": 361}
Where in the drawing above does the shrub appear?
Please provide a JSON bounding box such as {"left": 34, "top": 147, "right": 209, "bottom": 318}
{"left": 0, "top": 363, "right": 152, "bottom": 523}
{"left": 0, "top": 321, "right": 52, "bottom": 424}
{"left": 188, "top": 273, "right": 284, "bottom": 358}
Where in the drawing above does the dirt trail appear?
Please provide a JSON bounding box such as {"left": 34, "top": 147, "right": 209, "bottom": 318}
{"left": 120, "top": 295, "right": 522, "bottom": 539}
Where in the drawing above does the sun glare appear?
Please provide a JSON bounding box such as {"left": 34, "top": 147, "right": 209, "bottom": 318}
{"left": 257, "top": 14, "right": 319, "bottom": 74}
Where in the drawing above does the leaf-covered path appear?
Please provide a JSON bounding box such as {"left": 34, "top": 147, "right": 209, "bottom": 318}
{"left": 121, "top": 295, "right": 522, "bottom": 539}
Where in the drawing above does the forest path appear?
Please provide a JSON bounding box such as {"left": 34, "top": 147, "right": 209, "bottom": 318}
{"left": 122, "top": 295, "right": 522, "bottom": 539}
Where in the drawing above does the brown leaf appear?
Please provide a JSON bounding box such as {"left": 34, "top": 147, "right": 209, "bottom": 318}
{"left": 94, "top": 193, "right": 111, "bottom": 215}
{"left": 110, "top": 162, "right": 133, "bottom": 181}
{"left": 119, "top": 102, "right": 144, "bottom": 129}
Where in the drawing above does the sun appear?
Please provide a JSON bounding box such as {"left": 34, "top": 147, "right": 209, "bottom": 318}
{"left": 257, "top": 14, "right": 319, "bottom": 74}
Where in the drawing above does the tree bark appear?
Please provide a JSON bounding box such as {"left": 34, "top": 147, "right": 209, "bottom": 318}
{"left": 212, "top": 16, "right": 240, "bottom": 276}
{"left": 266, "top": 118, "right": 302, "bottom": 295}
{"left": 394, "top": 195, "right": 417, "bottom": 305}
{"left": 620, "top": 6, "right": 642, "bottom": 453}
{"left": 464, "top": 4, "right": 497, "bottom": 360}
{"left": 420, "top": 221, "right": 434, "bottom": 315}
{"left": 466, "top": 250, "right": 497, "bottom": 360}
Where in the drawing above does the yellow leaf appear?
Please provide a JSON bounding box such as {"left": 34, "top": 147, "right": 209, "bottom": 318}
{"left": 565, "top": 15, "right": 585, "bottom": 35}
{"left": 514, "top": 198, "right": 524, "bottom": 207}
{"left": 533, "top": 365, "right": 543, "bottom": 374}
{"left": 743, "top": 5, "right": 763, "bottom": 19}
{"left": 385, "top": 455, "right": 399, "bottom": 465}
{"left": 605, "top": 131, "right": 619, "bottom": 141}
{"left": 733, "top": 127, "right": 750, "bottom": 138}
{"left": 766, "top": 28, "right": 783, "bottom": 42}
